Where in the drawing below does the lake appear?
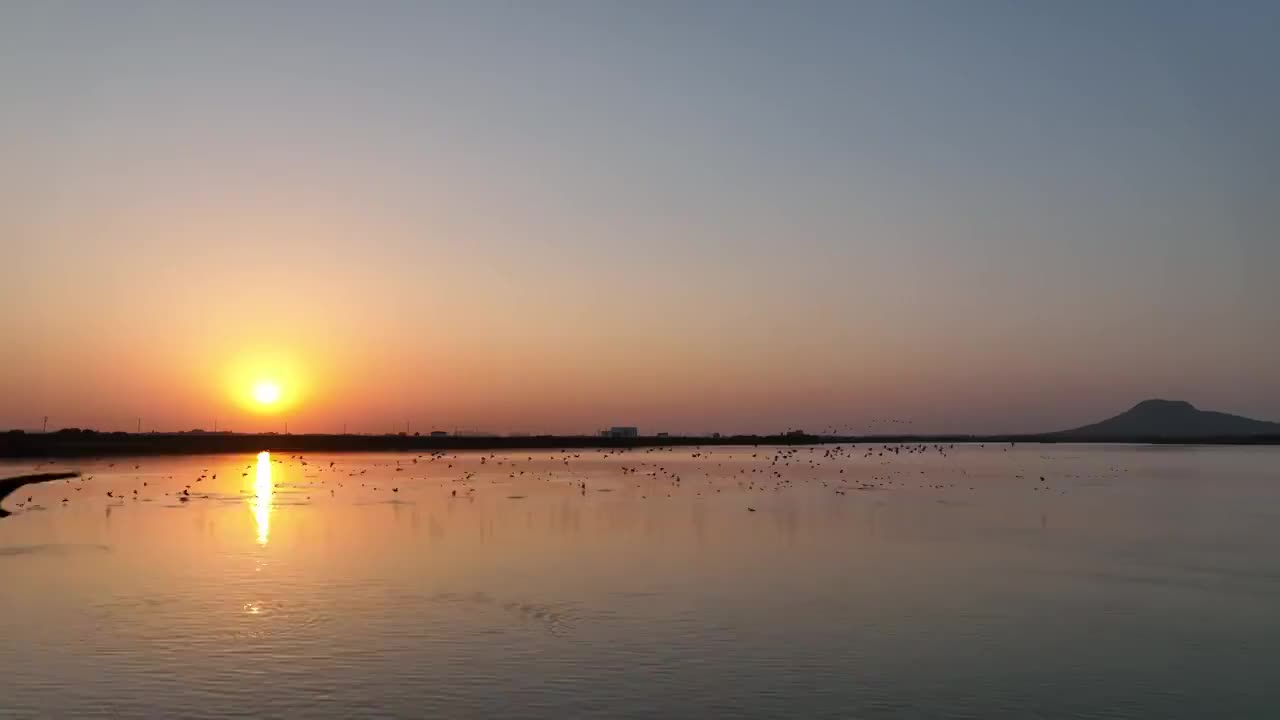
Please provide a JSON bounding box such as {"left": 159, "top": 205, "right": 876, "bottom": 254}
{"left": 3, "top": 444, "right": 1279, "bottom": 718}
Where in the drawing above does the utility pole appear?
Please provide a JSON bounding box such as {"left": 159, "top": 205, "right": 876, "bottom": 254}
{"left": 136, "top": 417, "right": 141, "bottom": 434}
{"left": 42, "top": 416, "right": 48, "bottom": 433}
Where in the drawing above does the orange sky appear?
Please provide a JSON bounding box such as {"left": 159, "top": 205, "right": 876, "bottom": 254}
{"left": 3, "top": 3, "right": 1278, "bottom": 434}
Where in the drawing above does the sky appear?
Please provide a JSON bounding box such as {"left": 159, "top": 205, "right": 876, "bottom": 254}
{"left": 2, "top": 1, "right": 1278, "bottom": 435}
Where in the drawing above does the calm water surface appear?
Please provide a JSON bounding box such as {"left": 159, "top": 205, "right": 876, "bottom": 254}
{"left": 3, "top": 444, "right": 1279, "bottom": 718}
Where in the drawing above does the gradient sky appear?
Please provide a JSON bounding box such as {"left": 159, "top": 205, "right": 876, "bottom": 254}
{"left": 3, "top": 1, "right": 1278, "bottom": 435}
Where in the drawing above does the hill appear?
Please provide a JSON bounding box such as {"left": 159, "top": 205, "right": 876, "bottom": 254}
{"left": 1053, "top": 399, "right": 1280, "bottom": 440}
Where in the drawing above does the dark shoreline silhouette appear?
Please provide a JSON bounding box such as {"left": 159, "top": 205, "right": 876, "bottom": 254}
{"left": 5, "top": 400, "right": 1277, "bottom": 459}
{"left": 3, "top": 430, "right": 1278, "bottom": 460}
{"left": 1050, "top": 399, "right": 1280, "bottom": 440}
{"left": 0, "top": 472, "right": 80, "bottom": 517}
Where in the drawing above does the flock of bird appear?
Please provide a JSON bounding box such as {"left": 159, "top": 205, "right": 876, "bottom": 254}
{"left": 0, "top": 440, "right": 1116, "bottom": 519}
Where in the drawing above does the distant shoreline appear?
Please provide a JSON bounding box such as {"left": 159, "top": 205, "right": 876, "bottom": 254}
{"left": 3, "top": 430, "right": 1279, "bottom": 458}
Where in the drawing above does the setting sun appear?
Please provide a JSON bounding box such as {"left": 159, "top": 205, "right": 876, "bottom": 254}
{"left": 252, "top": 381, "right": 282, "bottom": 406}
{"left": 223, "top": 348, "right": 309, "bottom": 418}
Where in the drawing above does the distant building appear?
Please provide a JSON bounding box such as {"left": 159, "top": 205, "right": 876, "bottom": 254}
{"left": 429, "top": 430, "right": 448, "bottom": 437}
{"left": 603, "top": 426, "right": 638, "bottom": 439}
{"left": 656, "top": 432, "right": 669, "bottom": 438}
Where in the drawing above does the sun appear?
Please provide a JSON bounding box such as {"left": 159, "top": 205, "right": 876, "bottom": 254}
{"left": 252, "top": 380, "right": 282, "bottom": 407}
{"left": 224, "top": 349, "right": 307, "bottom": 415}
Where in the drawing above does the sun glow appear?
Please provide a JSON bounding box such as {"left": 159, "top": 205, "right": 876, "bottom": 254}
{"left": 252, "top": 380, "right": 282, "bottom": 406}
{"left": 225, "top": 349, "right": 308, "bottom": 416}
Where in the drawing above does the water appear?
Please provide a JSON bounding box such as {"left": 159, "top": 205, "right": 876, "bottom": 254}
{"left": 2, "top": 444, "right": 1279, "bottom": 718}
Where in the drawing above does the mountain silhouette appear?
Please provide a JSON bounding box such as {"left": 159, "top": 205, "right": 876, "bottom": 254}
{"left": 1054, "top": 399, "right": 1280, "bottom": 439}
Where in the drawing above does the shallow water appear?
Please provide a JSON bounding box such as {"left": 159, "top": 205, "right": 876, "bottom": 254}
{"left": 2, "top": 444, "right": 1279, "bottom": 718}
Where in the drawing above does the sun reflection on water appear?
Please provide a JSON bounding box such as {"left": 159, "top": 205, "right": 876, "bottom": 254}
{"left": 253, "top": 451, "right": 273, "bottom": 545}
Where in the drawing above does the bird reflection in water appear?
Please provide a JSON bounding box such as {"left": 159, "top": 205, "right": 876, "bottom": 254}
{"left": 253, "top": 451, "right": 273, "bottom": 545}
